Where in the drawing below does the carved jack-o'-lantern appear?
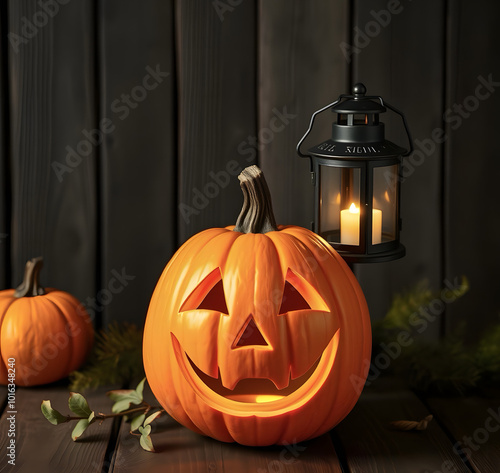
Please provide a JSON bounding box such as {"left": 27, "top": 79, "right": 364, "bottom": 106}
{"left": 143, "top": 166, "right": 371, "bottom": 446}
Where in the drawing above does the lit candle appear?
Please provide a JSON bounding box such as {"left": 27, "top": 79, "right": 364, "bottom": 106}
{"left": 340, "top": 203, "right": 383, "bottom": 245}
{"left": 340, "top": 203, "right": 360, "bottom": 245}
{"left": 372, "top": 208, "right": 382, "bottom": 245}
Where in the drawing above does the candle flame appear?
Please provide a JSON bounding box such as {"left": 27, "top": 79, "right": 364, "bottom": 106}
{"left": 349, "top": 203, "right": 359, "bottom": 214}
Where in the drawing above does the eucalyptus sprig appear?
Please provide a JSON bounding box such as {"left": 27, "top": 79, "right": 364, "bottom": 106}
{"left": 41, "top": 378, "right": 164, "bottom": 452}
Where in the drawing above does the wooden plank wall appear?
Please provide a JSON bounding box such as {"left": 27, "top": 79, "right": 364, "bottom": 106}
{"left": 7, "top": 0, "right": 97, "bottom": 311}
{"left": 0, "top": 2, "right": 9, "bottom": 289}
{"left": 259, "top": 0, "right": 349, "bottom": 229}
{"left": 0, "top": 0, "right": 498, "bottom": 340}
{"left": 444, "top": 0, "right": 500, "bottom": 341}
{"left": 352, "top": 0, "right": 445, "bottom": 336}
{"left": 99, "top": 0, "right": 177, "bottom": 325}
{"left": 176, "top": 0, "right": 257, "bottom": 242}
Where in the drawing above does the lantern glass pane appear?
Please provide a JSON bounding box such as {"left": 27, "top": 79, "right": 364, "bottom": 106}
{"left": 320, "top": 165, "right": 361, "bottom": 246}
{"left": 373, "top": 164, "right": 398, "bottom": 244}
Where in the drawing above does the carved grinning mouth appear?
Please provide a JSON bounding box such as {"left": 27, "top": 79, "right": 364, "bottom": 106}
{"left": 187, "top": 351, "right": 321, "bottom": 403}
{"left": 171, "top": 330, "right": 340, "bottom": 412}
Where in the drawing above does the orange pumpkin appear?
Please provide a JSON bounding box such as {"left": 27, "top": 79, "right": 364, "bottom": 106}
{"left": 143, "top": 166, "right": 371, "bottom": 446}
{"left": 0, "top": 257, "right": 94, "bottom": 387}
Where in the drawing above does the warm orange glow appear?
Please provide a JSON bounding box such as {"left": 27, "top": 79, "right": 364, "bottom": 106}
{"left": 341, "top": 202, "right": 382, "bottom": 245}
{"left": 349, "top": 203, "right": 359, "bottom": 213}
{"left": 224, "top": 394, "right": 285, "bottom": 403}
{"left": 144, "top": 211, "right": 371, "bottom": 445}
{"left": 255, "top": 395, "right": 286, "bottom": 403}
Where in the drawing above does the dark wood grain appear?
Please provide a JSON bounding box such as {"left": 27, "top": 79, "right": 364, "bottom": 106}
{"left": 5, "top": 382, "right": 500, "bottom": 472}
{"left": 0, "top": 384, "right": 115, "bottom": 472}
{"left": 426, "top": 396, "right": 500, "bottom": 473}
{"left": 0, "top": 1, "right": 9, "bottom": 289}
{"left": 99, "top": 0, "right": 177, "bottom": 325}
{"left": 444, "top": 0, "right": 500, "bottom": 341}
{"left": 352, "top": 0, "right": 445, "bottom": 334}
{"left": 176, "top": 0, "right": 257, "bottom": 243}
{"left": 112, "top": 406, "right": 342, "bottom": 472}
{"left": 110, "top": 384, "right": 342, "bottom": 472}
{"left": 7, "top": 0, "right": 97, "bottom": 311}
{"left": 258, "top": 0, "right": 349, "bottom": 229}
{"left": 334, "top": 380, "right": 469, "bottom": 473}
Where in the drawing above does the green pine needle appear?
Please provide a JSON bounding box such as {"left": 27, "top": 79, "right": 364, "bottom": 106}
{"left": 394, "top": 336, "right": 481, "bottom": 396}
{"left": 475, "top": 323, "right": 500, "bottom": 386}
{"left": 372, "top": 276, "right": 500, "bottom": 395}
{"left": 374, "top": 279, "right": 435, "bottom": 333}
{"left": 69, "top": 322, "right": 144, "bottom": 391}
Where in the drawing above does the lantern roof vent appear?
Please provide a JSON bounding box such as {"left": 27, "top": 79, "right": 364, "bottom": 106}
{"left": 331, "top": 83, "right": 387, "bottom": 115}
{"left": 297, "top": 82, "right": 413, "bottom": 160}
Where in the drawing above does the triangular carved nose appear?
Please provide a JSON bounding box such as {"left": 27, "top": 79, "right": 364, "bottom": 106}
{"left": 233, "top": 315, "right": 268, "bottom": 348}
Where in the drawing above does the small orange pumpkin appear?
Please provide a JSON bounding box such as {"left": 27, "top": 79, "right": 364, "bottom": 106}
{"left": 0, "top": 257, "right": 94, "bottom": 387}
{"left": 143, "top": 166, "right": 371, "bottom": 446}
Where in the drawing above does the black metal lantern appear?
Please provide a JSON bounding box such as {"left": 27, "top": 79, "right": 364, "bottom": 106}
{"left": 297, "top": 83, "right": 413, "bottom": 264}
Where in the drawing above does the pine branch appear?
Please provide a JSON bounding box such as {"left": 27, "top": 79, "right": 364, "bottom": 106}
{"left": 69, "top": 322, "right": 144, "bottom": 391}
{"left": 371, "top": 276, "right": 500, "bottom": 395}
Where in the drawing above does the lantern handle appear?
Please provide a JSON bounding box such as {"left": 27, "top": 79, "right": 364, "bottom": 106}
{"left": 381, "top": 100, "right": 414, "bottom": 157}
{"left": 297, "top": 94, "right": 414, "bottom": 158}
{"left": 296, "top": 95, "right": 348, "bottom": 159}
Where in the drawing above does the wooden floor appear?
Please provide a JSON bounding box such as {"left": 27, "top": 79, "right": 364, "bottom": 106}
{"left": 0, "top": 377, "right": 499, "bottom": 473}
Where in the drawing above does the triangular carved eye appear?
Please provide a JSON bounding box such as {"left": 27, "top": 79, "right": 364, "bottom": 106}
{"left": 279, "top": 281, "right": 310, "bottom": 313}
{"left": 180, "top": 268, "right": 229, "bottom": 314}
{"left": 278, "top": 268, "right": 329, "bottom": 315}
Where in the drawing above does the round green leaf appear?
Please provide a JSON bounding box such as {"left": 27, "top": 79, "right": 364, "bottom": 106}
{"left": 41, "top": 400, "right": 67, "bottom": 425}
{"left": 68, "top": 393, "right": 92, "bottom": 417}
{"left": 134, "top": 378, "right": 146, "bottom": 401}
{"left": 107, "top": 389, "right": 136, "bottom": 402}
{"left": 144, "top": 410, "right": 162, "bottom": 426}
{"left": 139, "top": 434, "right": 155, "bottom": 453}
{"left": 112, "top": 399, "right": 133, "bottom": 414}
{"left": 138, "top": 424, "right": 151, "bottom": 436}
{"left": 72, "top": 419, "right": 90, "bottom": 441}
{"left": 130, "top": 414, "right": 145, "bottom": 432}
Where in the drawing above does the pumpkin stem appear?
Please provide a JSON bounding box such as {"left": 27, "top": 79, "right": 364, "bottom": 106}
{"left": 14, "top": 256, "right": 46, "bottom": 298}
{"left": 234, "top": 165, "right": 278, "bottom": 234}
